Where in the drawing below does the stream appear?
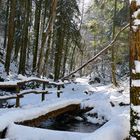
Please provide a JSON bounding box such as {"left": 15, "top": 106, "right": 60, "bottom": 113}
{"left": 38, "top": 115, "right": 101, "bottom": 133}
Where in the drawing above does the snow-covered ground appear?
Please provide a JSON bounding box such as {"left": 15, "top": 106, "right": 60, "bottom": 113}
{"left": 0, "top": 77, "right": 130, "bottom": 140}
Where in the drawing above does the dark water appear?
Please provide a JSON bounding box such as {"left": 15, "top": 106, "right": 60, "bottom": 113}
{"left": 38, "top": 116, "right": 101, "bottom": 133}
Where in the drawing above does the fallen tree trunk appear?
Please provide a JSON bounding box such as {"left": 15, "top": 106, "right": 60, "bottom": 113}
{"left": 61, "top": 24, "right": 129, "bottom": 80}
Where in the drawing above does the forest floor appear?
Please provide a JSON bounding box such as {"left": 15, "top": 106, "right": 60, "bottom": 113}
{"left": 0, "top": 77, "right": 130, "bottom": 140}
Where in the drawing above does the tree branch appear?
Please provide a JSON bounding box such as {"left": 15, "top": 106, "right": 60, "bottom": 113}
{"left": 61, "top": 24, "right": 130, "bottom": 80}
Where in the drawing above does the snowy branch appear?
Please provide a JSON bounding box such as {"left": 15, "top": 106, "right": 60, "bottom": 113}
{"left": 62, "top": 24, "right": 130, "bottom": 80}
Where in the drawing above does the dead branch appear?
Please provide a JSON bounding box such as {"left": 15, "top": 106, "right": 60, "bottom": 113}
{"left": 61, "top": 24, "right": 130, "bottom": 80}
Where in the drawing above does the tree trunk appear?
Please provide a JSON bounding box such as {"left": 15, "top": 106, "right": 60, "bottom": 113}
{"left": 111, "top": 0, "right": 118, "bottom": 87}
{"left": 32, "top": 0, "right": 42, "bottom": 72}
{"left": 62, "top": 35, "right": 69, "bottom": 77}
{"left": 54, "top": 26, "right": 65, "bottom": 80}
{"left": 3, "top": 0, "right": 9, "bottom": 50}
{"left": 18, "top": 0, "right": 30, "bottom": 75}
{"left": 37, "top": 0, "right": 58, "bottom": 76}
{"left": 42, "top": 30, "right": 53, "bottom": 76}
{"left": 14, "top": 1, "right": 22, "bottom": 61}
{"left": 130, "top": 1, "right": 140, "bottom": 139}
{"left": 61, "top": 24, "right": 129, "bottom": 80}
{"left": 69, "top": 45, "right": 76, "bottom": 73}
{"left": 5, "top": 0, "right": 16, "bottom": 74}
{"left": 47, "top": 34, "right": 55, "bottom": 75}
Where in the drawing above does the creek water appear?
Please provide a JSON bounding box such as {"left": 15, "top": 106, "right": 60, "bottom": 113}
{"left": 38, "top": 115, "right": 101, "bottom": 133}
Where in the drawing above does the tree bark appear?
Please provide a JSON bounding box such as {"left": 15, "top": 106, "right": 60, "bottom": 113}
{"left": 3, "top": 0, "right": 9, "bottom": 50}
{"left": 69, "top": 45, "right": 76, "bottom": 73}
{"left": 14, "top": 1, "right": 22, "bottom": 61}
{"left": 5, "top": 0, "right": 16, "bottom": 74}
{"left": 32, "top": 0, "right": 42, "bottom": 72}
{"left": 130, "top": 1, "right": 140, "bottom": 139}
{"left": 62, "top": 34, "right": 70, "bottom": 77}
{"left": 18, "top": 0, "right": 30, "bottom": 75}
{"left": 37, "top": 0, "right": 58, "bottom": 76}
{"left": 42, "top": 30, "right": 53, "bottom": 76}
{"left": 54, "top": 25, "right": 65, "bottom": 80}
{"left": 111, "top": 0, "right": 118, "bottom": 86}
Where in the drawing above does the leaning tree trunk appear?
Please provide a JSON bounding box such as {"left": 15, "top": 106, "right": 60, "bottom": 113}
{"left": 37, "top": 0, "right": 58, "bottom": 76}
{"left": 130, "top": 1, "right": 140, "bottom": 139}
{"left": 61, "top": 24, "right": 129, "bottom": 80}
{"left": 5, "top": 0, "right": 16, "bottom": 74}
{"left": 42, "top": 30, "right": 53, "bottom": 76}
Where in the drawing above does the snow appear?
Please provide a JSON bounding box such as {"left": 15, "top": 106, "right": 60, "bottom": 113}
{"left": 135, "top": 60, "right": 140, "bottom": 73}
{"left": 6, "top": 123, "right": 88, "bottom": 140}
{"left": 137, "top": 0, "right": 140, "bottom": 5}
{"left": 0, "top": 81, "right": 18, "bottom": 86}
{"left": 132, "top": 60, "right": 140, "bottom": 86}
{"left": 0, "top": 77, "right": 130, "bottom": 140}
{"left": 132, "top": 80, "right": 140, "bottom": 87}
{"left": 134, "top": 19, "right": 140, "bottom": 25}
{"left": 6, "top": 116, "right": 128, "bottom": 140}
{"left": 131, "top": 105, "right": 140, "bottom": 131}
{"left": 0, "top": 75, "right": 63, "bottom": 86}
{"left": 17, "top": 74, "right": 48, "bottom": 82}
{"left": 133, "top": 9, "right": 140, "bottom": 19}
{"left": 82, "top": 115, "right": 129, "bottom": 140}
{"left": 18, "top": 74, "right": 63, "bottom": 85}
{"left": 131, "top": 2, "right": 140, "bottom": 30}
{"left": 0, "top": 89, "right": 50, "bottom": 100}
{"left": 133, "top": 9, "right": 140, "bottom": 26}
{"left": 130, "top": 0, "right": 140, "bottom": 6}
{"left": 81, "top": 86, "right": 129, "bottom": 124}
{"left": 0, "top": 98, "right": 81, "bottom": 131}
{"left": 0, "top": 94, "right": 17, "bottom": 100}
{"left": 132, "top": 25, "right": 138, "bottom": 32}
{"left": 131, "top": 137, "right": 137, "bottom": 140}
